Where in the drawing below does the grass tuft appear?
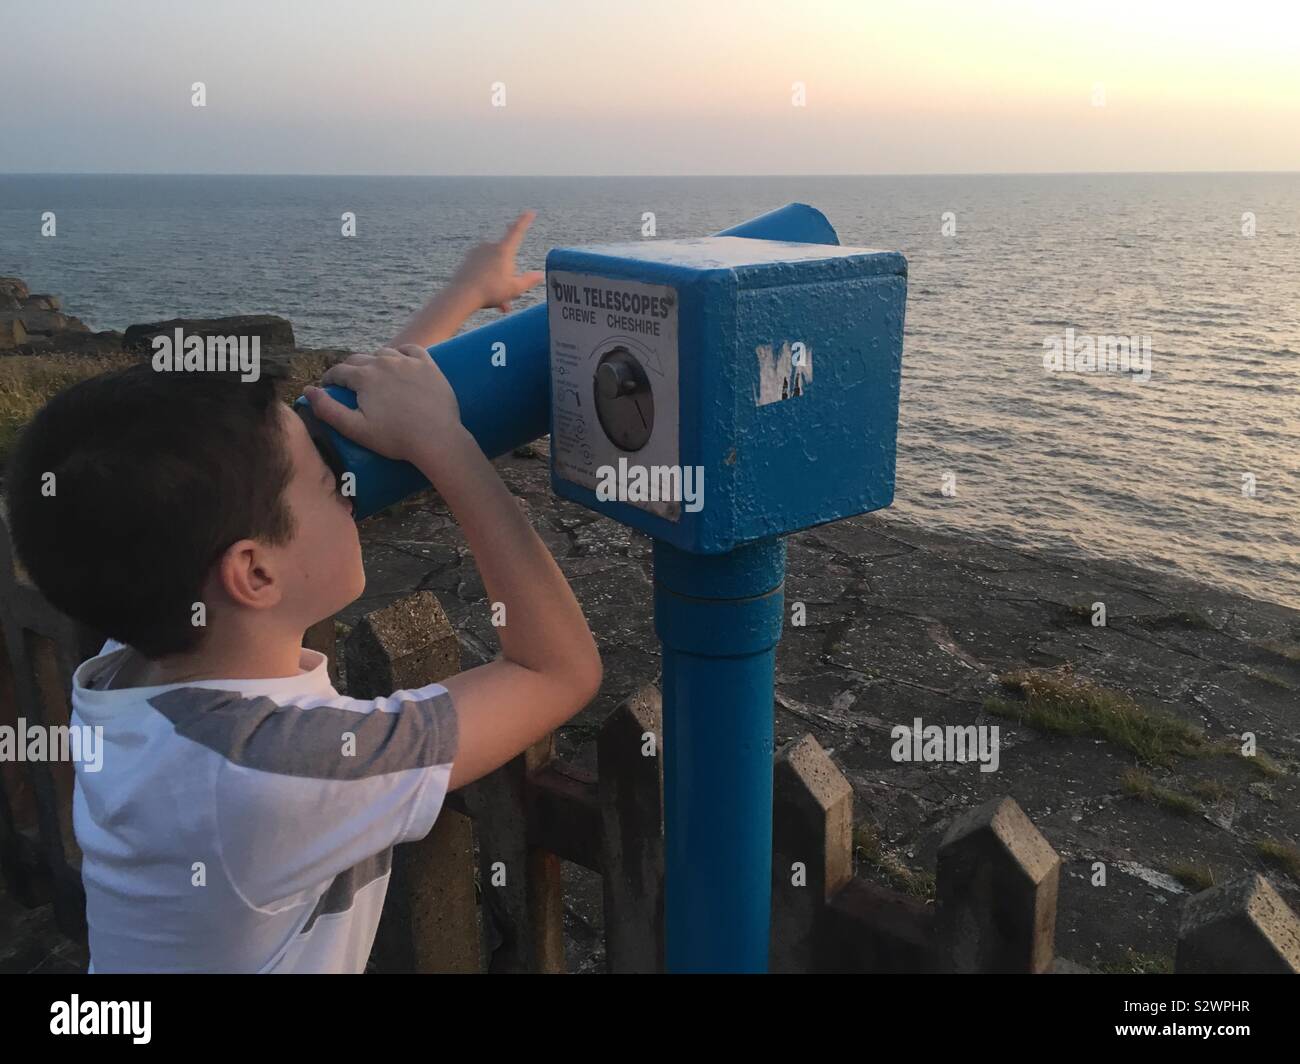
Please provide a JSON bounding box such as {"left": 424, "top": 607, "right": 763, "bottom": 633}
{"left": 1120, "top": 768, "right": 1201, "bottom": 816}
{"left": 853, "top": 823, "right": 936, "bottom": 901}
{"left": 1254, "top": 837, "right": 1300, "bottom": 882}
{"left": 1256, "top": 640, "right": 1300, "bottom": 664}
{"left": 1239, "top": 666, "right": 1295, "bottom": 690}
{"left": 986, "top": 665, "right": 1206, "bottom": 767}
{"left": 1187, "top": 778, "right": 1233, "bottom": 801}
{"left": 1168, "top": 863, "right": 1216, "bottom": 892}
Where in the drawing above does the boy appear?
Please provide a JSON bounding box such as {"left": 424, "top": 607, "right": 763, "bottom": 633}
{"left": 4, "top": 211, "right": 603, "bottom": 973}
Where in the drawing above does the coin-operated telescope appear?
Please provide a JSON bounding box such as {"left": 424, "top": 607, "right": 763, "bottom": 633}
{"left": 296, "top": 204, "right": 907, "bottom": 972}
{"left": 545, "top": 233, "right": 906, "bottom": 971}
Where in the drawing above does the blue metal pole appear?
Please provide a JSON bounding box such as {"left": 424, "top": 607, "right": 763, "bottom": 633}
{"left": 295, "top": 203, "right": 841, "bottom": 520}
{"left": 653, "top": 537, "right": 787, "bottom": 972}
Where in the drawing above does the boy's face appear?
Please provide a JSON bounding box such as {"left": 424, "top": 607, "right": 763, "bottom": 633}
{"left": 274, "top": 403, "right": 365, "bottom": 626}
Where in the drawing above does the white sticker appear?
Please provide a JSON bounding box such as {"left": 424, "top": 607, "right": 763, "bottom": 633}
{"left": 548, "top": 271, "right": 681, "bottom": 519}
{"left": 756, "top": 341, "right": 812, "bottom": 405}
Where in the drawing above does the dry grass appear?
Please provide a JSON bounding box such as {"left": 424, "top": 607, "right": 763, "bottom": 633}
{"left": 1239, "top": 665, "right": 1296, "bottom": 690}
{"left": 1120, "top": 767, "right": 1201, "bottom": 816}
{"left": 1188, "top": 778, "right": 1234, "bottom": 802}
{"left": 986, "top": 665, "right": 1207, "bottom": 767}
{"left": 1242, "top": 749, "right": 1285, "bottom": 779}
{"left": 273, "top": 349, "right": 350, "bottom": 401}
{"left": 1254, "top": 837, "right": 1300, "bottom": 882}
{"left": 1168, "top": 862, "right": 1216, "bottom": 892}
{"left": 0, "top": 349, "right": 351, "bottom": 470}
{"left": 852, "top": 823, "right": 936, "bottom": 901}
{"left": 1140, "top": 608, "right": 1216, "bottom": 631}
{"left": 1256, "top": 640, "right": 1300, "bottom": 664}
{"left": 0, "top": 352, "right": 138, "bottom": 466}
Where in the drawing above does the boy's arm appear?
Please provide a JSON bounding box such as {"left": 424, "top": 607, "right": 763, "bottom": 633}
{"left": 405, "top": 426, "right": 602, "bottom": 790}
{"left": 308, "top": 364, "right": 601, "bottom": 792}
{"left": 388, "top": 210, "right": 543, "bottom": 349}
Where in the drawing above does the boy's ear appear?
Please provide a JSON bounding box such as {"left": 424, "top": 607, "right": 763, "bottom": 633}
{"left": 214, "top": 539, "right": 284, "bottom": 610}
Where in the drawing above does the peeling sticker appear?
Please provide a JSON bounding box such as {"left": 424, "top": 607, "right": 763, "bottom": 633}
{"left": 756, "top": 341, "right": 812, "bottom": 405}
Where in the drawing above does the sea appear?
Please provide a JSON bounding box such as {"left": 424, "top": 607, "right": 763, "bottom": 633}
{"left": 1, "top": 173, "right": 1297, "bottom": 607}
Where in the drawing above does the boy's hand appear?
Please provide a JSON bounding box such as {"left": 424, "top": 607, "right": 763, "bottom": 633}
{"left": 304, "top": 346, "right": 474, "bottom": 473}
{"left": 388, "top": 210, "right": 543, "bottom": 349}
{"left": 451, "top": 210, "right": 544, "bottom": 313}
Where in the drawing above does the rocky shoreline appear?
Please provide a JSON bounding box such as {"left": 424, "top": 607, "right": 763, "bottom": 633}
{"left": 0, "top": 276, "right": 301, "bottom": 358}
{"left": 0, "top": 276, "right": 109, "bottom": 354}
{"left": 0, "top": 278, "right": 352, "bottom": 468}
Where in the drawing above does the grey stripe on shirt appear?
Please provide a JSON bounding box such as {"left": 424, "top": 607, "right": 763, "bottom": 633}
{"left": 300, "top": 848, "right": 394, "bottom": 935}
{"left": 146, "top": 687, "right": 458, "bottom": 779}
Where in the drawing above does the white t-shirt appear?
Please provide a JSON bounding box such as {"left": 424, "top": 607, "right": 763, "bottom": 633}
{"left": 70, "top": 640, "right": 459, "bottom": 973}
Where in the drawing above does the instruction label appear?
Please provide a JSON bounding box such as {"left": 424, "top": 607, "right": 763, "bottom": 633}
{"left": 548, "top": 270, "right": 681, "bottom": 519}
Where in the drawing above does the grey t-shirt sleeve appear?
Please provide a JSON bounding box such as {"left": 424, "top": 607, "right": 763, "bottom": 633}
{"left": 148, "top": 683, "right": 459, "bottom": 912}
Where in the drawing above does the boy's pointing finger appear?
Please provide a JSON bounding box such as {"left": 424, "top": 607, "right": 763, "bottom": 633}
{"left": 502, "top": 209, "right": 536, "bottom": 252}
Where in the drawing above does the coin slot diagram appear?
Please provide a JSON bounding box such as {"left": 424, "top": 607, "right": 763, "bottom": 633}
{"left": 594, "top": 346, "right": 654, "bottom": 452}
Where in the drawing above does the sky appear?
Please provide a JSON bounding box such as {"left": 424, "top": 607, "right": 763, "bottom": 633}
{"left": 1, "top": 0, "right": 1298, "bottom": 175}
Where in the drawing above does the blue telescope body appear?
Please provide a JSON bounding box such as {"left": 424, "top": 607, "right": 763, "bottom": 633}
{"left": 541, "top": 219, "right": 907, "bottom": 971}
{"left": 294, "top": 203, "right": 841, "bottom": 519}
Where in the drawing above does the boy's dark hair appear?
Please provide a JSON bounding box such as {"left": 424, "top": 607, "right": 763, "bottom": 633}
{"left": 5, "top": 364, "right": 296, "bottom": 659}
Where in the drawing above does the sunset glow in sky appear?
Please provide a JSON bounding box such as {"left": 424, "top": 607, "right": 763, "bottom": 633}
{"left": 3, "top": 0, "right": 1298, "bottom": 174}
